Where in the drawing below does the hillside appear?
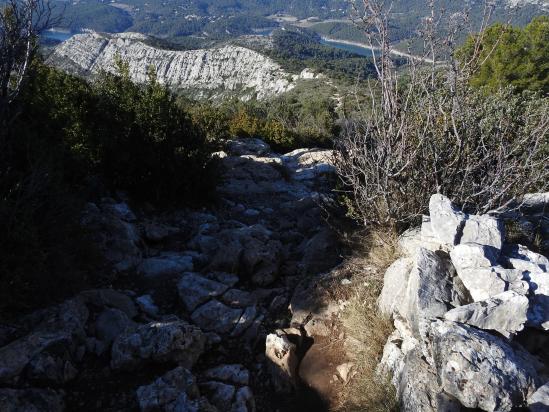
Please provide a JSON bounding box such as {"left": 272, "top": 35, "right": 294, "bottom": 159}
{"left": 47, "top": 32, "right": 324, "bottom": 100}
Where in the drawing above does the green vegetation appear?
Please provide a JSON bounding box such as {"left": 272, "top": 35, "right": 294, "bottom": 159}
{"left": 266, "top": 28, "right": 376, "bottom": 81}
{"left": 56, "top": 2, "right": 133, "bottom": 33}
{"left": 0, "top": 60, "right": 217, "bottom": 314}
{"left": 458, "top": 16, "right": 549, "bottom": 94}
{"left": 181, "top": 81, "right": 340, "bottom": 152}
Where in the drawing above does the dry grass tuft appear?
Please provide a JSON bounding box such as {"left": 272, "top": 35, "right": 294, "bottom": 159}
{"left": 335, "top": 228, "right": 401, "bottom": 412}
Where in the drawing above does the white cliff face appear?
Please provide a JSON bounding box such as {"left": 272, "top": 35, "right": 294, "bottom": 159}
{"left": 48, "top": 32, "right": 299, "bottom": 100}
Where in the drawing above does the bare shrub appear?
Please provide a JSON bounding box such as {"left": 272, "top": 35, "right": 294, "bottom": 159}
{"left": 0, "top": 0, "right": 55, "bottom": 128}
{"left": 335, "top": 0, "right": 549, "bottom": 228}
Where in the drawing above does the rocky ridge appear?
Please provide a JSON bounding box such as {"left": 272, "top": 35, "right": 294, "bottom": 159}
{"left": 47, "top": 32, "right": 321, "bottom": 100}
{"left": 379, "top": 194, "right": 549, "bottom": 411}
{"left": 0, "top": 138, "right": 345, "bottom": 411}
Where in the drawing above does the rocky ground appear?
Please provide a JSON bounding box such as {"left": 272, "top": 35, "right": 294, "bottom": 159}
{"left": 378, "top": 194, "right": 549, "bottom": 411}
{"left": 1, "top": 138, "right": 548, "bottom": 412}
{"left": 0, "top": 138, "right": 356, "bottom": 412}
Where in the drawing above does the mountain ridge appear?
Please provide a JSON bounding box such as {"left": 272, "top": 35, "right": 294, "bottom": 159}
{"left": 48, "top": 32, "right": 322, "bottom": 100}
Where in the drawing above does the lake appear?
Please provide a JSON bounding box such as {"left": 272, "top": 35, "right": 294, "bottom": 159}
{"left": 319, "top": 38, "right": 375, "bottom": 57}
{"left": 42, "top": 30, "right": 76, "bottom": 42}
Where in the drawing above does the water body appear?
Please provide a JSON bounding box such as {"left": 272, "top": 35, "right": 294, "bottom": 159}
{"left": 319, "top": 38, "right": 375, "bottom": 57}
{"left": 42, "top": 29, "right": 76, "bottom": 42}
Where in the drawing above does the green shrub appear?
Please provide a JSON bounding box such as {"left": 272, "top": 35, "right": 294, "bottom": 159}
{"left": 0, "top": 61, "right": 218, "bottom": 314}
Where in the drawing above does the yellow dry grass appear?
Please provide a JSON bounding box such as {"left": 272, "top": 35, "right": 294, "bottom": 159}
{"left": 335, "top": 228, "right": 401, "bottom": 412}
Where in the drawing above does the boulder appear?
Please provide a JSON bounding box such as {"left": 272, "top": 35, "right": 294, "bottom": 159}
{"left": 231, "top": 386, "right": 255, "bottom": 412}
{"left": 443, "top": 291, "right": 528, "bottom": 338}
{"left": 136, "top": 367, "right": 199, "bottom": 412}
{"left": 200, "top": 381, "right": 236, "bottom": 411}
{"left": 428, "top": 319, "right": 541, "bottom": 411}
{"left": 79, "top": 289, "right": 137, "bottom": 318}
{"left": 398, "top": 249, "right": 453, "bottom": 334}
{"left": 265, "top": 332, "right": 298, "bottom": 393}
{"left": 190, "top": 300, "right": 243, "bottom": 334}
{"left": 0, "top": 388, "right": 64, "bottom": 412}
{"left": 452, "top": 267, "right": 510, "bottom": 302}
{"left": 111, "top": 320, "right": 205, "bottom": 370}
{"left": 227, "top": 138, "right": 271, "bottom": 156}
{"left": 0, "top": 298, "right": 88, "bottom": 385}
{"left": 299, "top": 228, "right": 340, "bottom": 276}
{"left": 525, "top": 271, "right": 549, "bottom": 330}
{"left": 137, "top": 255, "right": 193, "bottom": 278}
{"left": 241, "top": 237, "right": 282, "bottom": 286}
{"left": 397, "top": 348, "right": 453, "bottom": 412}
{"left": 461, "top": 215, "right": 504, "bottom": 250}
{"left": 136, "top": 295, "right": 160, "bottom": 317}
{"left": 203, "top": 364, "right": 250, "bottom": 386}
{"left": 428, "top": 194, "right": 466, "bottom": 246}
{"left": 177, "top": 273, "right": 229, "bottom": 312}
{"left": 95, "top": 308, "right": 134, "bottom": 345}
{"left": 450, "top": 243, "right": 499, "bottom": 269}
{"left": 80, "top": 202, "right": 142, "bottom": 271}
{"left": 143, "top": 221, "right": 178, "bottom": 242}
{"left": 221, "top": 289, "right": 257, "bottom": 308}
{"left": 378, "top": 257, "right": 414, "bottom": 316}
{"left": 230, "top": 306, "right": 258, "bottom": 337}
{"left": 503, "top": 244, "right": 549, "bottom": 273}
{"left": 528, "top": 381, "right": 549, "bottom": 412}
{"left": 290, "top": 274, "right": 342, "bottom": 338}
{"left": 209, "top": 239, "right": 243, "bottom": 273}
{"left": 521, "top": 192, "right": 549, "bottom": 214}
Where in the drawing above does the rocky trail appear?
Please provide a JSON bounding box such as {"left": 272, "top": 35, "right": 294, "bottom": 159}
{"left": 1, "top": 138, "right": 549, "bottom": 412}
{"left": 0, "top": 138, "right": 356, "bottom": 412}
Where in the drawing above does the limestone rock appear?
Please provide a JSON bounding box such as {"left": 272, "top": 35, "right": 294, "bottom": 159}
{"left": 190, "top": 300, "right": 243, "bottom": 334}
{"left": 428, "top": 194, "right": 466, "bottom": 246}
{"left": 398, "top": 248, "right": 453, "bottom": 334}
{"left": 397, "top": 348, "right": 452, "bottom": 412}
{"left": 143, "top": 222, "right": 178, "bottom": 243}
{"left": 136, "top": 295, "right": 160, "bottom": 317}
{"left": 378, "top": 257, "right": 414, "bottom": 316}
{"left": 138, "top": 255, "right": 193, "bottom": 278}
{"left": 443, "top": 291, "right": 528, "bottom": 338}
{"left": 503, "top": 244, "right": 549, "bottom": 273}
{"left": 0, "top": 388, "right": 64, "bottom": 412}
{"left": 0, "top": 298, "right": 88, "bottom": 385}
{"left": 80, "top": 202, "right": 142, "bottom": 271}
{"left": 299, "top": 228, "right": 340, "bottom": 275}
{"left": 231, "top": 386, "right": 255, "bottom": 412}
{"left": 528, "top": 381, "right": 549, "bottom": 412}
{"left": 265, "top": 332, "right": 298, "bottom": 393}
{"left": 49, "top": 32, "right": 299, "bottom": 100}
{"left": 450, "top": 243, "right": 499, "bottom": 269}
{"left": 136, "top": 367, "right": 199, "bottom": 412}
{"left": 525, "top": 270, "right": 549, "bottom": 330}
{"left": 241, "top": 237, "right": 282, "bottom": 286}
{"left": 452, "top": 266, "right": 510, "bottom": 302}
{"left": 203, "top": 364, "right": 250, "bottom": 386}
{"left": 111, "top": 320, "right": 205, "bottom": 370}
{"left": 429, "top": 319, "right": 540, "bottom": 411}
{"left": 230, "top": 306, "right": 258, "bottom": 337}
{"left": 200, "top": 381, "right": 236, "bottom": 411}
{"left": 227, "top": 139, "right": 271, "bottom": 156}
{"left": 221, "top": 289, "right": 256, "bottom": 308}
{"left": 79, "top": 289, "right": 137, "bottom": 318}
{"left": 95, "top": 308, "right": 134, "bottom": 345}
{"left": 177, "top": 273, "right": 229, "bottom": 312}
{"left": 461, "top": 214, "right": 504, "bottom": 250}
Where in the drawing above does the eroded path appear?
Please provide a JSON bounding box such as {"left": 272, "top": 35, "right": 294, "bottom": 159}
{"left": 0, "top": 138, "right": 354, "bottom": 412}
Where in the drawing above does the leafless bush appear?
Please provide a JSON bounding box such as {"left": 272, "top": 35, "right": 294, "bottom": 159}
{"left": 0, "top": 0, "right": 55, "bottom": 129}
{"left": 335, "top": 0, "right": 549, "bottom": 228}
